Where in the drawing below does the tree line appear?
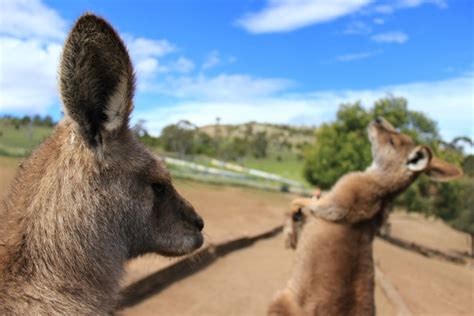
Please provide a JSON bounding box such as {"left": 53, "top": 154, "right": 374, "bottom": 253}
{"left": 137, "top": 120, "right": 273, "bottom": 160}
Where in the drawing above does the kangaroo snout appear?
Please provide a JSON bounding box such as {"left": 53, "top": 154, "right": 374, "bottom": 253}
{"left": 189, "top": 211, "right": 204, "bottom": 231}
{"left": 372, "top": 116, "right": 397, "bottom": 133}
{"left": 180, "top": 200, "right": 204, "bottom": 231}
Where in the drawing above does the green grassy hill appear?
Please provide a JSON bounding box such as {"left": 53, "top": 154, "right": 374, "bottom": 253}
{"left": 198, "top": 122, "right": 314, "bottom": 150}
{"left": 0, "top": 119, "right": 52, "bottom": 156}
{"left": 0, "top": 118, "right": 315, "bottom": 185}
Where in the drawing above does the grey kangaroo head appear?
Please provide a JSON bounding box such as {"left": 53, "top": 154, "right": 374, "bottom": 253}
{"left": 60, "top": 13, "right": 204, "bottom": 257}
{"left": 0, "top": 13, "right": 203, "bottom": 314}
{"left": 368, "top": 116, "right": 462, "bottom": 182}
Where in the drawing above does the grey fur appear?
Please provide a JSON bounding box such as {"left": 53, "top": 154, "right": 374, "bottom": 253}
{"left": 0, "top": 13, "right": 204, "bottom": 315}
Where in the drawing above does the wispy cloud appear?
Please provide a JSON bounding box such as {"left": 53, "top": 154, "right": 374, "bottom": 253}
{"left": 0, "top": 0, "right": 66, "bottom": 113}
{"left": 136, "top": 72, "right": 474, "bottom": 145}
{"left": 0, "top": 0, "right": 66, "bottom": 40}
{"left": 236, "top": 0, "right": 372, "bottom": 34}
{"left": 371, "top": 31, "right": 408, "bottom": 43}
{"left": 397, "top": 0, "right": 447, "bottom": 9}
{"left": 343, "top": 21, "right": 372, "bottom": 35}
{"left": 0, "top": 0, "right": 195, "bottom": 113}
{"left": 124, "top": 35, "right": 177, "bottom": 85}
{"left": 173, "top": 57, "right": 195, "bottom": 73}
{"left": 202, "top": 50, "right": 221, "bottom": 69}
{"left": 0, "top": 37, "right": 62, "bottom": 113}
{"left": 145, "top": 74, "right": 292, "bottom": 101}
{"left": 336, "top": 50, "right": 382, "bottom": 62}
{"left": 373, "top": 18, "right": 385, "bottom": 25}
{"left": 125, "top": 36, "right": 175, "bottom": 60}
{"left": 373, "top": 0, "right": 447, "bottom": 15}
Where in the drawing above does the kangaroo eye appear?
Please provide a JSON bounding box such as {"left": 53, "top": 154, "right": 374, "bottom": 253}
{"left": 152, "top": 183, "right": 166, "bottom": 194}
{"left": 389, "top": 138, "right": 395, "bottom": 146}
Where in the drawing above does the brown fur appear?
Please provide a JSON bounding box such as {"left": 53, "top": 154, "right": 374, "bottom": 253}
{"left": 283, "top": 206, "right": 307, "bottom": 250}
{"left": 0, "top": 14, "right": 204, "bottom": 315}
{"left": 269, "top": 117, "right": 462, "bottom": 316}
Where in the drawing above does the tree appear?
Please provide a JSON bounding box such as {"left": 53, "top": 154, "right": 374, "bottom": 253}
{"left": 303, "top": 102, "right": 372, "bottom": 189}
{"left": 160, "top": 120, "right": 196, "bottom": 156}
{"left": 194, "top": 132, "right": 217, "bottom": 156}
{"left": 434, "top": 178, "right": 474, "bottom": 255}
{"left": 303, "top": 96, "right": 440, "bottom": 189}
{"left": 251, "top": 131, "right": 268, "bottom": 158}
{"left": 462, "top": 155, "right": 474, "bottom": 177}
{"left": 132, "top": 119, "right": 148, "bottom": 137}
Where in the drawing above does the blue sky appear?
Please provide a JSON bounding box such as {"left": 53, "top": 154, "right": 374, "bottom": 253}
{"left": 0, "top": 0, "right": 472, "bottom": 144}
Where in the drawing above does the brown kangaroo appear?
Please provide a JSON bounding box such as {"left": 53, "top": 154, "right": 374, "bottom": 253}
{"left": 0, "top": 14, "right": 204, "bottom": 315}
{"left": 268, "top": 117, "right": 462, "bottom": 316}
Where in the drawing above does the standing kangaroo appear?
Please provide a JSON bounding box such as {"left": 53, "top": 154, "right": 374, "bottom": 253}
{"left": 268, "top": 117, "right": 462, "bottom": 316}
{"left": 0, "top": 14, "right": 204, "bottom": 315}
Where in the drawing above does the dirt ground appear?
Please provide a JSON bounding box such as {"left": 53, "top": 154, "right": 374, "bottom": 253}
{"left": 1, "top": 156, "right": 473, "bottom": 315}
{"left": 389, "top": 211, "right": 472, "bottom": 256}
{"left": 120, "top": 234, "right": 398, "bottom": 316}
{"left": 123, "top": 178, "right": 294, "bottom": 286}
{"left": 121, "top": 229, "right": 472, "bottom": 316}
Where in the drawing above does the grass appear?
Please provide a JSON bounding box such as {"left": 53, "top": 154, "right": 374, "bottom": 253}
{"left": 0, "top": 121, "right": 51, "bottom": 156}
{"left": 240, "top": 152, "right": 308, "bottom": 185}
{"left": 0, "top": 123, "right": 51, "bottom": 148}
{"left": 0, "top": 120, "right": 310, "bottom": 186}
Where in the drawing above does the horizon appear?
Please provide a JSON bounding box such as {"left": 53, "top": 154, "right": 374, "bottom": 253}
{"left": 0, "top": 0, "right": 472, "bottom": 144}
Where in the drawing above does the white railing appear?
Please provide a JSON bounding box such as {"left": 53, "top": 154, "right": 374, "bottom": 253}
{"left": 209, "top": 158, "right": 304, "bottom": 187}
{"left": 164, "top": 156, "right": 307, "bottom": 191}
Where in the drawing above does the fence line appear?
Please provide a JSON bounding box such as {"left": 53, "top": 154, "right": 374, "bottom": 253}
{"left": 164, "top": 156, "right": 310, "bottom": 195}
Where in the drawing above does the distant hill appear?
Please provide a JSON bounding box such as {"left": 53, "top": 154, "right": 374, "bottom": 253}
{"left": 0, "top": 117, "right": 53, "bottom": 156}
{"left": 198, "top": 122, "right": 315, "bottom": 152}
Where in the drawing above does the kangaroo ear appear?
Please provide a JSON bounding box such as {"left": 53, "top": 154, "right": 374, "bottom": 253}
{"left": 60, "top": 13, "right": 135, "bottom": 146}
{"left": 407, "top": 146, "right": 432, "bottom": 172}
{"left": 426, "top": 156, "right": 463, "bottom": 182}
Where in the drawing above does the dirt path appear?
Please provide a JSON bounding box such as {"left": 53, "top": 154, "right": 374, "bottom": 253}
{"left": 120, "top": 234, "right": 397, "bottom": 316}
{"left": 389, "top": 212, "right": 471, "bottom": 256}
{"left": 122, "top": 233, "right": 473, "bottom": 316}
{"left": 1, "top": 156, "right": 473, "bottom": 315}
{"left": 123, "top": 179, "right": 294, "bottom": 286}
{"left": 374, "top": 239, "right": 473, "bottom": 315}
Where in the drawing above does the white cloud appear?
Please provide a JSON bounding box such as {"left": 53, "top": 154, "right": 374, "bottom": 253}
{"left": 148, "top": 73, "right": 292, "bottom": 100}
{"left": 202, "top": 50, "right": 221, "bottom": 69}
{"left": 373, "top": 18, "right": 385, "bottom": 25}
{"left": 135, "top": 73, "right": 474, "bottom": 145}
{"left": 174, "top": 57, "right": 195, "bottom": 73}
{"left": 0, "top": 0, "right": 186, "bottom": 113}
{"left": 136, "top": 98, "right": 333, "bottom": 135}
{"left": 374, "top": 5, "right": 395, "bottom": 14}
{"left": 236, "top": 0, "right": 373, "bottom": 33}
{"left": 122, "top": 36, "right": 196, "bottom": 90}
{"left": 336, "top": 50, "right": 382, "bottom": 62}
{"left": 125, "top": 36, "right": 175, "bottom": 60}
{"left": 343, "top": 21, "right": 372, "bottom": 35}
{"left": 0, "top": 37, "right": 62, "bottom": 113}
{"left": 0, "top": 0, "right": 66, "bottom": 113}
{"left": 372, "top": 0, "right": 447, "bottom": 15}
{"left": 397, "top": 0, "right": 447, "bottom": 9}
{"left": 0, "top": 0, "right": 67, "bottom": 40}
{"left": 371, "top": 31, "right": 408, "bottom": 43}
{"left": 124, "top": 36, "right": 176, "bottom": 84}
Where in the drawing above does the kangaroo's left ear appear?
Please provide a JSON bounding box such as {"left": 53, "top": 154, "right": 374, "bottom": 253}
{"left": 407, "top": 146, "right": 432, "bottom": 172}
{"left": 60, "top": 13, "right": 135, "bottom": 147}
{"left": 426, "top": 156, "right": 463, "bottom": 182}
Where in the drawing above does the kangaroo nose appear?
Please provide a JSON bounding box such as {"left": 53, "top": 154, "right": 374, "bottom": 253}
{"left": 375, "top": 117, "right": 383, "bottom": 124}
{"left": 194, "top": 216, "right": 204, "bottom": 231}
